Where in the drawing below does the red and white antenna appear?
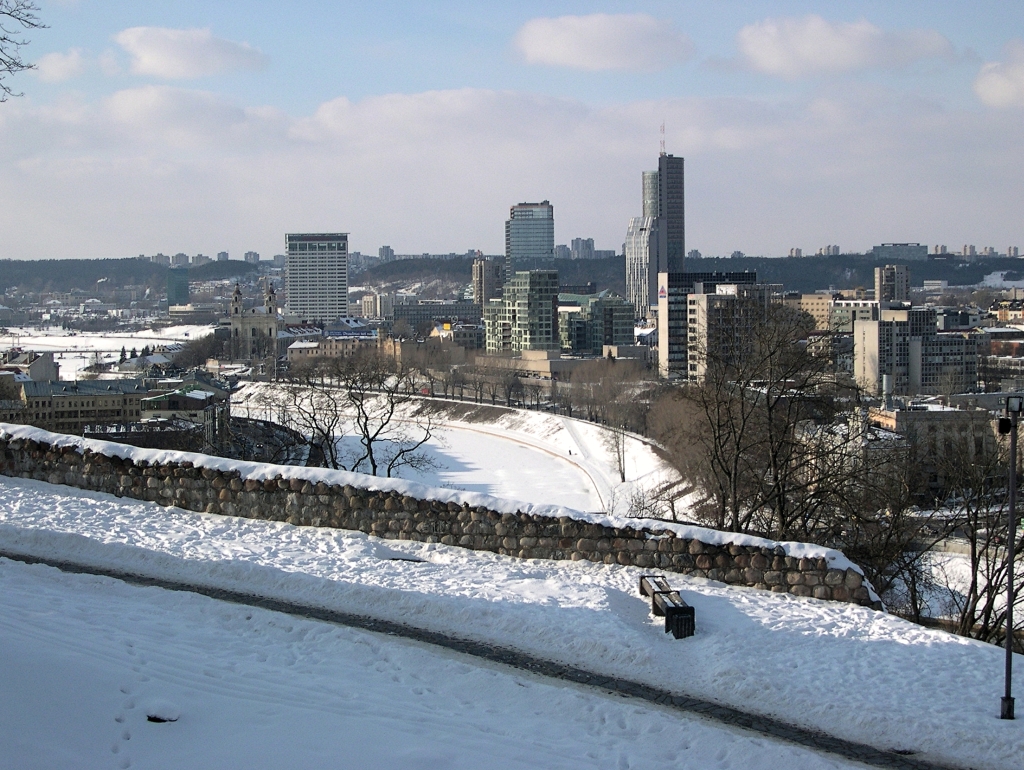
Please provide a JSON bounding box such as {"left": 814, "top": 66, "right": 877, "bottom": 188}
{"left": 659, "top": 122, "right": 666, "bottom": 156}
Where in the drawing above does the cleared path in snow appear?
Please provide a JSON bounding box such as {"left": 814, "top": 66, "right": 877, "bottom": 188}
{"left": 0, "top": 549, "right": 949, "bottom": 770}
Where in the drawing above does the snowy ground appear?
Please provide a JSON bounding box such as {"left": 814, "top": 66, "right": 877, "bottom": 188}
{"left": 234, "top": 385, "right": 682, "bottom": 517}
{"left": 3, "top": 325, "right": 215, "bottom": 380}
{"left": 1, "top": 558, "right": 866, "bottom": 770}
{"left": 1, "top": 476, "right": 1021, "bottom": 770}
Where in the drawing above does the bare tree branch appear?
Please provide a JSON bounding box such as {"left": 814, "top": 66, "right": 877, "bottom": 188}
{"left": 0, "top": 0, "right": 45, "bottom": 101}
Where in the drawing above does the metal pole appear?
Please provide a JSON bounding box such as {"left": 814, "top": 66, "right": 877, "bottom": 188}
{"left": 1003, "top": 413, "right": 1017, "bottom": 720}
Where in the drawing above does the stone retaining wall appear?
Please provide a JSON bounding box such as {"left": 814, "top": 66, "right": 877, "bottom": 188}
{"left": 0, "top": 433, "right": 878, "bottom": 608}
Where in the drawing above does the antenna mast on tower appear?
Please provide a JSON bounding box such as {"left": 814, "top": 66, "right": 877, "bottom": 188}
{"left": 660, "top": 122, "right": 666, "bottom": 156}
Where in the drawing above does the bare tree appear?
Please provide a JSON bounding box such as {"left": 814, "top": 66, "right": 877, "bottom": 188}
{"left": 931, "top": 426, "right": 1024, "bottom": 645}
{"left": 173, "top": 334, "right": 225, "bottom": 370}
{"left": 267, "top": 351, "right": 436, "bottom": 478}
{"left": 1, "top": 0, "right": 44, "bottom": 101}
{"left": 253, "top": 364, "right": 349, "bottom": 469}
{"left": 571, "top": 357, "right": 652, "bottom": 483}
{"left": 340, "top": 352, "right": 435, "bottom": 477}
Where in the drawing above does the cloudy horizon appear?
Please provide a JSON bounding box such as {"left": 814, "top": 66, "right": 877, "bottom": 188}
{"left": 1, "top": 1, "right": 1022, "bottom": 260}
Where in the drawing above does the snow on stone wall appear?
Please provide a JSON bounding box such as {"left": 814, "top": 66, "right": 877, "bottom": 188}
{"left": 0, "top": 424, "right": 878, "bottom": 607}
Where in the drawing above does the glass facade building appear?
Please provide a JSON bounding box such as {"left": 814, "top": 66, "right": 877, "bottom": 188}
{"left": 505, "top": 200, "right": 554, "bottom": 279}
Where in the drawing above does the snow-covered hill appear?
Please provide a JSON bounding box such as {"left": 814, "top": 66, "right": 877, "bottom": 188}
{"left": 233, "top": 385, "right": 684, "bottom": 517}
{"left": 1, "top": 475, "right": 1021, "bottom": 770}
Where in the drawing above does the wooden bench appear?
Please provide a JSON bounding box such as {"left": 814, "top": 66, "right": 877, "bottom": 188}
{"left": 639, "top": 575, "right": 695, "bottom": 639}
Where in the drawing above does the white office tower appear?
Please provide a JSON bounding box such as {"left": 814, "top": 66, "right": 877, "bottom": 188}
{"left": 642, "top": 171, "right": 659, "bottom": 219}
{"left": 285, "top": 233, "right": 349, "bottom": 323}
{"left": 505, "top": 200, "right": 554, "bottom": 279}
{"left": 625, "top": 217, "right": 657, "bottom": 319}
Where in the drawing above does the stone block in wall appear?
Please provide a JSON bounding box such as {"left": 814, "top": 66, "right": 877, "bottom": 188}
{"left": 0, "top": 431, "right": 877, "bottom": 609}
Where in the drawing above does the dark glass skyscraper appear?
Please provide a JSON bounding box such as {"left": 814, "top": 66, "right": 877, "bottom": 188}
{"left": 167, "top": 267, "right": 189, "bottom": 306}
{"left": 657, "top": 154, "right": 685, "bottom": 273}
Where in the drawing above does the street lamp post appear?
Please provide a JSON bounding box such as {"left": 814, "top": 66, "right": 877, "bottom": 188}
{"left": 1000, "top": 396, "right": 1023, "bottom": 720}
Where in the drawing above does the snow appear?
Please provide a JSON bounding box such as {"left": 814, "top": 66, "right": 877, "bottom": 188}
{"left": 0, "top": 556, "right": 864, "bottom": 770}
{"left": 1, "top": 325, "right": 215, "bottom": 380}
{"left": 0, "top": 420, "right": 863, "bottom": 570}
{"left": 0, "top": 475, "right": 1021, "bottom": 769}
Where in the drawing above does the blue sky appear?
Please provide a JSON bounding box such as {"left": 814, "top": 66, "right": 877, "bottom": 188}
{"left": 1, "top": 1, "right": 1022, "bottom": 259}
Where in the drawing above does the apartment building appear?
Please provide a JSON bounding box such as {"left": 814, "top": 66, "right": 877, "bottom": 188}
{"left": 19, "top": 379, "right": 147, "bottom": 435}
{"left": 854, "top": 307, "right": 978, "bottom": 395}
{"left": 484, "top": 270, "right": 559, "bottom": 354}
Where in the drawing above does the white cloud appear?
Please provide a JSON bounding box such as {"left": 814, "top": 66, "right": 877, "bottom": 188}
{"left": 98, "top": 50, "right": 122, "bottom": 77}
{"left": 737, "top": 15, "right": 953, "bottom": 78}
{"left": 514, "top": 13, "right": 691, "bottom": 72}
{"left": 974, "top": 40, "right": 1024, "bottom": 108}
{"left": 0, "top": 86, "right": 1020, "bottom": 261}
{"left": 114, "top": 27, "right": 268, "bottom": 79}
{"left": 35, "top": 48, "right": 86, "bottom": 82}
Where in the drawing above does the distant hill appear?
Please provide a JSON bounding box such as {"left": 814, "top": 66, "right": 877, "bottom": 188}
{"left": 4, "top": 252, "right": 1013, "bottom": 298}
{"left": 0, "top": 258, "right": 259, "bottom": 294}
{"left": 688, "top": 254, "right": 1021, "bottom": 293}
{"left": 189, "top": 261, "right": 260, "bottom": 282}
{"left": 356, "top": 255, "right": 628, "bottom": 296}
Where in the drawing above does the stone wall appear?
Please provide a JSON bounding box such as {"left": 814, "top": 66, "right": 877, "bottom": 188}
{"left": 0, "top": 432, "right": 878, "bottom": 608}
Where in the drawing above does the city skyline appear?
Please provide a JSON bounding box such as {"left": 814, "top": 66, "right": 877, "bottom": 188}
{"left": 0, "top": 2, "right": 1021, "bottom": 260}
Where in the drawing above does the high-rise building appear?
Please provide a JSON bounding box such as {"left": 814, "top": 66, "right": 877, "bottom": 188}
{"left": 871, "top": 243, "right": 926, "bottom": 261}
{"left": 484, "top": 270, "right": 559, "bottom": 353}
{"left": 217, "top": 251, "right": 229, "bottom": 261}
{"left": 625, "top": 217, "right": 657, "bottom": 319}
{"left": 854, "top": 307, "right": 977, "bottom": 395}
{"left": 642, "top": 170, "right": 659, "bottom": 219}
{"left": 554, "top": 244, "right": 571, "bottom": 260}
{"left": 557, "top": 291, "right": 634, "bottom": 356}
{"left": 379, "top": 245, "right": 395, "bottom": 262}
{"left": 505, "top": 200, "right": 554, "bottom": 279}
{"left": 167, "top": 267, "right": 189, "bottom": 307}
{"left": 244, "top": 251, "right": 261, "bottom": 264}
{"left": 874, "top": 264, "right": 910, "bottom": 304}
{"left": 285, "top": 233, "right": 349, "bottom": 323}
{"left": 570, "top": 237, "right": 594, "bottom": 261}
{"left": 472, "top": 257, "right": 504, "bottom": 305}
{"left": 657, "top": 154, "right": 685, "bottom": 273}
{"left": 656, "top": 271, "right": 757, "bottom": 378}
{"left": 685, "top": 283, "right": 776, "bottom": 383}
{"left": 625, "top": 155, "right": 685, "bottom": 319}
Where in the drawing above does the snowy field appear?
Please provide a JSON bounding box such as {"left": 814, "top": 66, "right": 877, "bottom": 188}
{"left": 235, "top": 384, "right": 681, "bottom": 516}
{"left": 1, "top": 476, "right": 1022, "bottom": 770}
{"left": 1, "top": 558, "right": 866, "bottom": 770}
{"left": 3, "top": 325, "right": 215, "bottom": 380}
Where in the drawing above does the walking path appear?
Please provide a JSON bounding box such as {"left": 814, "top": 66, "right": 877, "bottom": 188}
{"left": 0, "top": 549, "right": 956, "bottom": 770}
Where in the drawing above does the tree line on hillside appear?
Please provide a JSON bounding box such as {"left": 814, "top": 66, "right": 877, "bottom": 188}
{"left": 0, "top": 258, "right": 259, "bottom": 295}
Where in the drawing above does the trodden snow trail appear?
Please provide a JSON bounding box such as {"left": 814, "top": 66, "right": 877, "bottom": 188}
{"left": 1, "top": 550, "right": 945, "bottom": 770}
